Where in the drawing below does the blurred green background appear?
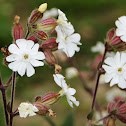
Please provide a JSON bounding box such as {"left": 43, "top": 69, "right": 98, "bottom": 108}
{"left": 0, "top": 0, "right": 126, "bottom": 126}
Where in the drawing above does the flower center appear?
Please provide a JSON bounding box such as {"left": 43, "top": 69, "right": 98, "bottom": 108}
{"left": 24, "top": 54, "right": 29, "bottom": 59}
{"left": 118, "top": 68, "right": 122, "bottom": 72}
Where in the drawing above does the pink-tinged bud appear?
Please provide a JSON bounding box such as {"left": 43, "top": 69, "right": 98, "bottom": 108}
{"left": 41, "top": 38, "right": 58, "bottom": 50}
{"left": 117, "top": 103, "right": 126, "bottom": 114}
{"left": 33, "top": 102, "right": 49, "bottom": 115}
{"left": 44, "top": 50, "right": 57, "bottom": 66}
{"left": 33, "top": 30, "right": 48, "bottom": 40}
{"left": 37, "top": 18, "right": 57, "bottom": 33}
{"left": 28, "top": 9, "right": 43, "bottom": 24}
{"left": 12, "top": 15, "right": 24, "bottom": 42}
{"left": 116, "top": 115, "right": 126, "bottom": 123}
{"left": 27, "top": 35, "right": 38, "bottom": 43}
{"left": 41, "top": 93, "right": 60, "bottom": 105}
{"left": 106, "top": 28, "right": 126, "bottom": 51}
{"left": 33, "top": 102, "right": 56, "bottom": 117}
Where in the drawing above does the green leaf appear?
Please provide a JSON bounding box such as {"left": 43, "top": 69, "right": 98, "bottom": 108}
{"left": 61, "top": 111, "right": 74, "bottom": 126}
{"left": 87, "top": 110, "right": 94, "bottom": 120}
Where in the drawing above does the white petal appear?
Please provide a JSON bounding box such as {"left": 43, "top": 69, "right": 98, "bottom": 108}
{"left": 118, "top": 77, "right": 126, "bottom": 89}
{"left": 73, "top": 101, "right": 79, "bottom": 106}
{"left": 30, "top": 59, "right": 44, "bottom": 67}
{"left": 120, "top": 35, "right": 126, "bottom": 42}
{"left": 113, "top": 52, "right": 120, "bottom": 66}
{"left": 67, "top": 33, "right": 81, "bottom": 45}
{"left": 16, "top": 39, "right": 27, "bottom": 50}
{"left": 110, "top": 76, "right": 119, "bottom": 87}
{"left": 8, "top": 44, "right": 20, "bottom": 54}
{"left": 120, "top": 52, "right": 126, "bottom": 66}
{"left": 118, "top": 16, "right": 126, "bottom": 26}
{"left": 67, "top": 98, "right": 73, "bottom": 108}
{"left": 105, "top": 73, "right": 114, "bottom": 83}
{"left": 6, "top": 54, "right": 20, "bottom": 62}
{"left": 17, "top": 62, "right": 26, "bottom": 76}
{"left": 116, "top": 28, "right": 126, "bottom": 36}
{"left": 31, "top": 43, "right": 39, "bottom": 55}
{"left": 67, "top": 88, "right": 76, "bottom": 95}
{"left": 104, "top": 57, "right": 115, "bottom": 67}
{"left": 115, "top": 20, "right": 124, "bottom": 29}
{"left": 26, "top": 63, "right": 35, "bottom": 77}
{"left": 26, "top": 40, "right": 34, "bottom": 50}
{"left": 58, "top": 9, "right": 67, "bottom": 21}
{"left": 102, "top": 65, "right": 113, "bottom": 73}
{"left": 53, "top": 74, "right": 65, "bottom": 87}
{"left": 8, "top": 61, "right": 20, "bottom": 71}
{"left": 32, "top": 52, "right": 45, "bottom": 60}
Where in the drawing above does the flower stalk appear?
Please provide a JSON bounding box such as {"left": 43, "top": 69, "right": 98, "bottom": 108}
{"left": 91, "top": 43, "right": 108, "bottom": 111}
{"left": 10, "top": 72, "right": 16, "bottom": 126}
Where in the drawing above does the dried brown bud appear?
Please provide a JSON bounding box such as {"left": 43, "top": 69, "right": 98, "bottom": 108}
{"left": 37, "top": 18, "right": 57, "bottom": 33}
{"left": 28, "top": 9, "right": 43, "bottom": 24}
{"left": 33, "top": 30, "right": 48, "bottom": 40}
{"left": 41, "top": 93, "right": 60, "bottom": 105}
{"left": 27, "top": 35, "right": 38, "bottom": 43}
{"left": 1, "top": 45, "right": 10, "bottom": 56}
{"left": 12, "top": 15, "right": 24, "bottom": 42}
{"left": 55, "top": 64, "right": 62, "bottom": 74}
{"left": 44, "top": 50, "right": 57, "bottom": 66}
{"left": 41, "top": 38, "right": 58, "bottom": 50}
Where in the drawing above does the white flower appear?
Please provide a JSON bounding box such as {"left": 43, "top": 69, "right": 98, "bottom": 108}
{"left": 18, "top": 102, "right": 38, "bottom": 118}
{"left": 115, "top": 16, "right": 126, "bottom": 42}
{"left": 106, "top": 87, "right": 126, "bottom": 102}
{"left": 53, "top": 74, "right": 79, "bottom": 108}
{"left": 102, "top": 52, "right": 126, "bottom": 89}
{"left": 65, "top": 67, "right": 78, "bottom": 79}
{"left": 91, "top": 42, "right": 105, "bottom": 54}
{"left": 56, "top": 9, "right": 74, "bottom": 35}
{"left": 56, "top": 26, "right": 81, "bottom": 57}
{"left": 6, "top": 39, "right": 45, "bottom": 77}
{"left": 43, "top": 8, "right": 58, "bottom": 20}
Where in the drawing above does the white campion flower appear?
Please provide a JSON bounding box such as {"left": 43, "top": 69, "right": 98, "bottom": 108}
{"left": 6, "top": 39, "right": 45, "bottom": 77}
{"left": 106, "top": 87, "right": 126, "bottom": 102}
{"left": 102, "top": 52, "right": 126, "bottom": 89}
{"left": 56, "top": 26, "right": 81, "bottom": 57}
{"left": 91, "top": 41, "right": 105, "bottom": 54}
{"left": 18, "top": 102, "right": 39, "bottom": 118}
{"left": 115, "top": 16, "right": 126, "bottom": 42}
{"left": 53, "top": 74, "right": 79, "bottom": 108}
{"left": 42, "top": 8, "right": 58, "bottom": 20}
{"left": 56, "top": 9, "right": 74, "bottom": 35}
{"left": 65, "top": 67, "right": 78, "bottom": 79}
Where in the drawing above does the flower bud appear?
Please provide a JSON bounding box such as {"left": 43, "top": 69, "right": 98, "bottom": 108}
{"left": 41, "top": 38, "right": 58, "bottom": 50}
{"left": 41, "top": 93, "right": 60, "bottom": 105}
{"left": 105, "top": 28, "right": 126, "bottom": 51}
{"left": 37, "top": 18, "right": 57, "bottom": 33}
{"left": 28, "top": 9, "right": 43, "bottom": 25}
{"left": 27, "top": 35, "right": 38, "bottom": 43}
{"left": 33, "top": 102, "right": 49, "bottom": 115}
{"left": 12, "top": 15, "right": 24, "bottom": 42}
{"left": 38, "top": 3, "right": 47, "bottom": 13}
{"left": 44, "top": 50, "right": 57, "bottom": 66}
{"left": 33, "top": 30, "right": 48, "bottom": 40}
{"left": 33, "top": 102, "right": 56, "bottom": 117}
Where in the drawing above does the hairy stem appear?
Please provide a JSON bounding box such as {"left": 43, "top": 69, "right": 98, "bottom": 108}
{"left": 10, "top": 72, "right": 16, "bottom": 126}
{"left": 91, "top": 43, "right": 108, "bottom": 111}
{"left": 0, "top": 76, "right": 9, "bottom": 126}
